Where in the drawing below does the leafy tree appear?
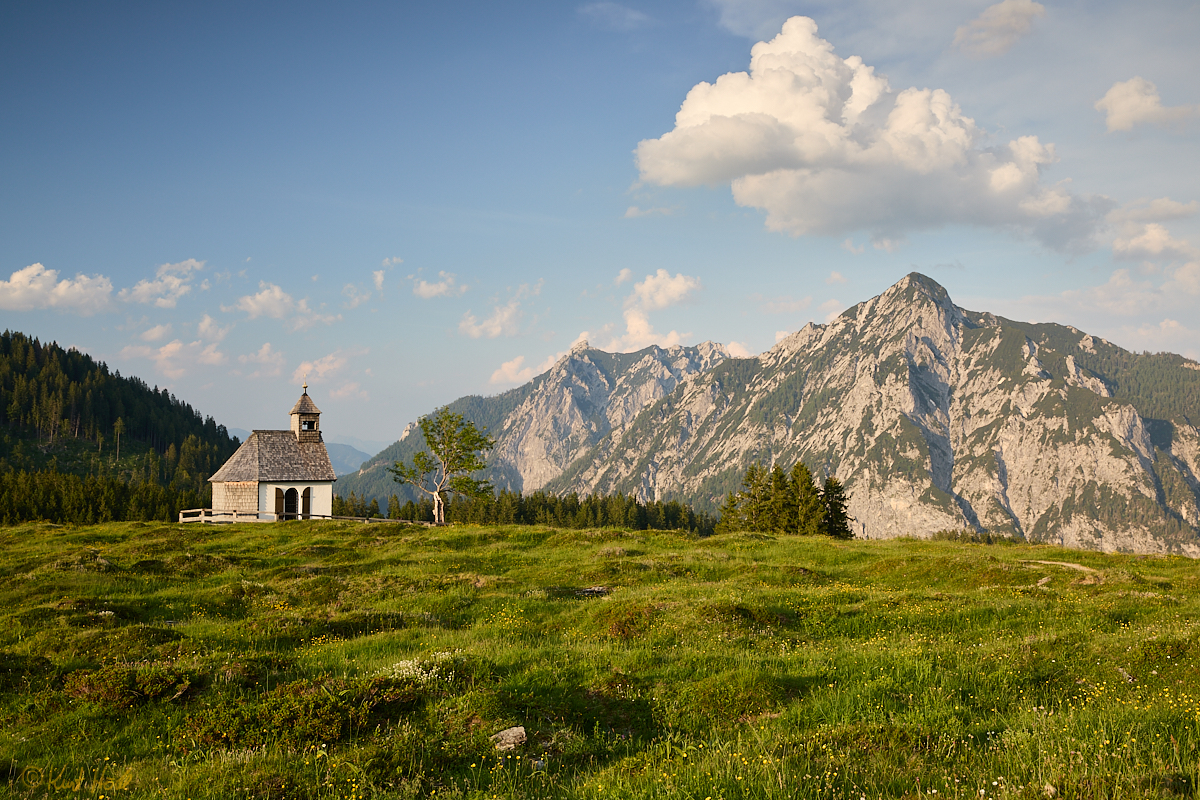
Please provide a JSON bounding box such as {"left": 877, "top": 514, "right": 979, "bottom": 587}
{"left": 387, "top": 407, "right": 495, "bottom": 524}
{"left": 821, "top": 476, "right": 854, "bottom": 539}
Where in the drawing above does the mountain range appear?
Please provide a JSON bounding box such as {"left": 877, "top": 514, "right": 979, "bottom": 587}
{"left": 336, "top": 273, "right": 1200, "bottom": 556}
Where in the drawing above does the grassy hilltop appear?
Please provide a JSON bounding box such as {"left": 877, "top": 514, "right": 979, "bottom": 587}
{"left": 1, "top": 521, "right": 1198, "bottom": 799}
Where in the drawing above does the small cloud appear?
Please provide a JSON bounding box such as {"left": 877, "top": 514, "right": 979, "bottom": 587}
{"left": 624, "top": 205, "right": 674, "bottom": 218}
{"left": 225, "top": 282, "right": 293, "bottom": 320}
{"left": 292, "top": 350, "right": 354, "bottom": 384}
{"left": 872, "top": 236, "right": 905, "bottom": 253}
{"left": 578, "top": 2, "right": 650, "bottom": 31}
{"left": 122, "top": 338, "right": 224, "bottom": 378}
{"left": 460, "top": 299, "right": 523, "bottom": 339}
{"left": 140, "top": 323, "right": 172, "bottom": 342}
{"left": 615, "top": 268, "right": 633, "bottom": 286}
{"left": 237, "top": 343, "right": 283, "bottom": 378}
{"left": 1095, "top": 77, "right": 1199, "bottom": 132}
{"left": 775, "top": 330, "right": 790, "bottom": 342}
{"left": 603, "top": 269, "right": 702, "bottom": 351}
{"left": 629, "top": 269, "right": 700, "bottom": 310}
{"left": 197, "top": 342, "right": 226, "bottom": 366}
{"left": 819, "top": 298, "right": 843, "bottom": 323}
{"left": 330, "top": 381, "right": 368, "bottom": 400}
{"left": 841, "top": 239, "right": 864, "bottom": 255}
{"left": 223, "top": 282, "right": 340, "bottom": 330}
{"left": 826, "top": 271, "right": 847, "bottom": 285}
{"left": 1113, "top": 224, "right": 1199, "bottom": 262}
{"left": 411, "top": 271, "right": 467, "bottom": 299}
{"left": 373, "top": 270, "right": 385, "bottom": 292}
{"left": 342, "top": 283, "right": 372, "bottom": 309}
{"left": 381, "top": 256, "right": 403, "bottom": 267}
{"left": 489, "top": 351, "right": 562, "bottom": 386}
{"left": 459, "top": 282, "right": 542, "bottom": 339}
{"left": 119, "top": 258, "right": 204, "bottom": 308}
{"left": 727, "top": 341, "right": 753, "bottom": 357}
{"left": 0, "top": 263, "right": 114, "bottom": 314}
{"left": 1108, "top": 197, "right": 1199, "bottom": 226}
{"left": 953, "top": 0, "right": 1045, "bottom": 58}
{"left": 198, "top": 314, "right": 232, "bottom": 341}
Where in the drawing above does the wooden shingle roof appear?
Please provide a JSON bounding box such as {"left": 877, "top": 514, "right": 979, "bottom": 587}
{"left": 290, "top": 393, "right": 321, "bottom": 415}
{"left": 209, "top": 430, "right": 337, "bottom": 483}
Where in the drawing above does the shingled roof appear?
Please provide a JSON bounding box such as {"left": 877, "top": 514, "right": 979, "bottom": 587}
{"left": 290, "top": 393, "right": 321, "bottom": 415}
{"left": 209, "top": 430, "right": 337, "bottom": 482}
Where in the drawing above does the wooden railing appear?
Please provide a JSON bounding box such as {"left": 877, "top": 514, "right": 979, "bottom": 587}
{"left": 178, "top": 509, "right": 421, "bottom": 525}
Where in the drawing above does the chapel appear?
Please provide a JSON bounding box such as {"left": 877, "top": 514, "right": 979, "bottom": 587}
{"left": 208, "top": 383, "right": 337, "bottom": 519}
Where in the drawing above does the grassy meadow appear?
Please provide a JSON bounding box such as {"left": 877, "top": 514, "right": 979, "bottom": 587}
{"left": 0, "top": 520, "right": 1197, "bottom": 799}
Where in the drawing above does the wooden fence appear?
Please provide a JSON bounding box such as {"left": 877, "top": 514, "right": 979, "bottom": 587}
{"left": 179, "top": 509, "right": 431, "bottom": 525}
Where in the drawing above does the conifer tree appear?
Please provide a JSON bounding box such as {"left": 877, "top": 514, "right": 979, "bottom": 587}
{"left": 790, "top": 462, "right": 824, "bottom": 536}
{"left": 821, "top": 476, "right": 854, "bottom": 539}
{"left": 767, "top": 464, "right": 791, "bottom": 532}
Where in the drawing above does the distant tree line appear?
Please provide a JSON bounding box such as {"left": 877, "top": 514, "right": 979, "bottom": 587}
{"left": 717, "top": 461, "right": 853, "bottom": 539}
{"left": 0, "top": 330, "right": 239, "bottom": 459}
{"left": 0, "top": 469, "right": 204, "bottom": 525}
{"left": 334, "top": 489, "right": 718, "bottom": 535}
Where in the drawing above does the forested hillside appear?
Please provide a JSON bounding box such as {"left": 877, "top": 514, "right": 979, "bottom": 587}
{"left": 0, "top": 331, "right": 241, "bottom": 522}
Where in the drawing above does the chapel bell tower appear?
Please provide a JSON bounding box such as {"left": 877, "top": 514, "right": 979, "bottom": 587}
{"left": 290, "top": 382, "right": 323, "bottom": 443}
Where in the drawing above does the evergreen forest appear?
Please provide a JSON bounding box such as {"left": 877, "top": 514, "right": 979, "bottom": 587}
{"left": 0, "top": 331, "right": 240, "bottom": 523}
{"left": 716, "top": 460, "right": 854, "bottom": 539}
{"left": 334, "top": 488, "right": 718, "bottom": 535}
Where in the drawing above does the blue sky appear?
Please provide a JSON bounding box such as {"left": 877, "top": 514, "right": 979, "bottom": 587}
{"left": 3, "top": 0, "right": 1198, "bottom": 447}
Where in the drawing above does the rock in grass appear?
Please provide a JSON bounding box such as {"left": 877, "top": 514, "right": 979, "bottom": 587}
{"left": 490, "top": 726, "right": 526, "bottom": 751}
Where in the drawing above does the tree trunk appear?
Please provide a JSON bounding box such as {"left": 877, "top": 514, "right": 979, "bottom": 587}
{"left": 433, "top": 492, "right": 445, "bottom": 525}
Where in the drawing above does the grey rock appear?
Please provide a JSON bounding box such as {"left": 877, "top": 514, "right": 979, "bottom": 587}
{"left": 490, "top": 726, "right": 526, "bottom": 751}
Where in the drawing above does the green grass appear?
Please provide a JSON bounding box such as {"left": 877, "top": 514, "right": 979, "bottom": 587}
{"left": 1, "top": 520, "right": 1198, "bottom": 799}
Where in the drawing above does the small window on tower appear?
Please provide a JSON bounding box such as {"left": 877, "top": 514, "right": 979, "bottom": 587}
{"left": 302, "top": 420, "right": 315, "bottom": 431}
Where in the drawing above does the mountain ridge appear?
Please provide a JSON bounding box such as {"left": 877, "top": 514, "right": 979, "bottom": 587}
{"left": 338, "top": 273, "right": 1200, "bottom": 556}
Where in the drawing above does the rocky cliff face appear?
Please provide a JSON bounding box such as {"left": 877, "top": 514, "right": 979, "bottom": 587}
{"left": 489, "top": 340, "right": 729, "bottom": 491}
{"left": 541, "top": 274, "right": 1200, "bottom": 556}
{"left": 343, "top": 272, "right": 1200, "bottom": 556}
{"left": 333, "top": 340, "right": 730, "bottom": 502}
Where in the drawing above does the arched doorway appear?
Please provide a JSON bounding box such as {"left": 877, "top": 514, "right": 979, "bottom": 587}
{"left": 284, "top": 488, "right": 299, "bottom": 520}
{"left": 302, "top": 487, "right": 312, "bottom": 519}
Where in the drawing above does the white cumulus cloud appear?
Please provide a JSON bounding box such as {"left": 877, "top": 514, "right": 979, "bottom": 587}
{"left": 121, "top": 338, "right": 226, "bottom": 379}
{"left": 460, "top": 299, "right": 523, "bottom": 339}
{"left": 459, "top": 282, "right": 541, "bottom": 339}
{"left": 237, "top": 343, "right": 283, "bottom": 378}
{"left": 119, "top": 259, "right": 204, "bottom": 308}
{"left": 292, "top": 351, "right": 349, "bottom": 384}
{"left": 726, "top": 341, "right": 753, "bottom": 357}
{"left": 489, "top": 353, "right": 558, "bottom": 386}
{"left": 1108, "top": 197, "right": 1199, "bottom": 227}
{"left": 411, "top": 271, "right": 467, "bottom": 299}
{"left": 604, "top": 269, "right": 701, "bottom": 351}
{"left": 953, "top": 0, "right": 1045, "bottom": 58}
{"left": 197, "top": 314, "right": 232, "bottom": 341}
{"left": 0, "top": 263, "right": 114, "bottom": 314}
{"left": 636, "top": 16, "right": 1103, "bottom": 251}
{"left": 140, "top": 324, "right": 172, "bottom": 342}
{"left": 1095, "top": 78, "right": 1199, "bottom": 133}
{"left": 223, "top": 282, "right": 340, "bottom": 330}
{"left": 1112, "top": 224, "right": 1199, "bottom": 262}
